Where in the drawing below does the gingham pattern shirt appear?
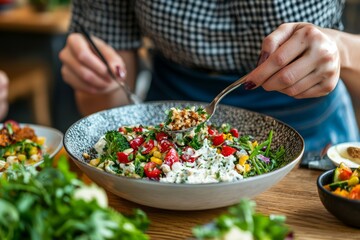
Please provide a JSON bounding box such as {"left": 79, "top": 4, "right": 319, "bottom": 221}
{"left": 70, "top": 0, "right": 344, "bottom": 73}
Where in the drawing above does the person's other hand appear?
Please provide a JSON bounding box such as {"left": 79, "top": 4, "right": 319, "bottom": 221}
{"left": 246, "top": 22, "right": 340, "bottom": 99}
{"left": 0, "top": 71, "right": 9, "bottom": 120}
{"left": 59, "top": 33, "right": 126, "bottom": 94}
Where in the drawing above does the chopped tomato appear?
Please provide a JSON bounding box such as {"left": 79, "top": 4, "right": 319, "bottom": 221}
{"left": 118, "top": 127, "right": 126, "bottom": 133}
{"left": 207, "top": 126, "right": 217, "bottom": 135}
{"left": 212, "top": 134, "right": 225, "bottom": 146}
{"left": 144, "top": 162, "right": 162, "bottom": 178}
{"left": 230, "top": 128, "right": 239, "bottom": 138}
{"left": 181, "top": 146, "right": 197, "bottom": 163}
{"left": 164, "top": 148, "right": 179, "bottom": 167}
{"left": 132, "top": 127, "right": 143, "bottom": 133}
{"left": 117, "top": 152, "right": 132, "bottom": 163}
{"left": 158, "top": 139, "right": 174, "bottom": 153}
{"left": 221, "top": 146, "right": 237, "bottom": 156}
{"left": 339, "top": 167, "right": 353, "bottom": 181}
{"left": 140, "top": 139, "right": 155, "bottom": 155}
{"left": 130, "top": 136, "right": 145, "bottom": 150}
{"left": 155, "top": 132, "right": 168, "bottom": 142}
{"left": 349, "top": 185, "right": 360, "bottom": 200}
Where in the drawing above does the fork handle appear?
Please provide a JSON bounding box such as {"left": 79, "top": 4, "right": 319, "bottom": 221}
{"left": 210, "top": 74, "right": 248, "bottom": 107}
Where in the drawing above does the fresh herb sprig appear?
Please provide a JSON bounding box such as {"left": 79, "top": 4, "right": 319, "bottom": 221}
{"left": 0, "top": 155, "right": 149, "bottom": 240}
{"left": 192, "top": 199, "right": 291, "bottom": 240}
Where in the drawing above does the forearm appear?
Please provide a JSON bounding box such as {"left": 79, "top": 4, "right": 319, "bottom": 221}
{"left": 75, "top": 50, "right": 138, "bottom": 116}
{"left": 326, "top": 29, "right": 360, "bottom": 98}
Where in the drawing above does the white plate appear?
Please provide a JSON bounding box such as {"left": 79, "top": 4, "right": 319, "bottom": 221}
{"left": 327, "top": 142, "right": 360, "bottom": 168}
{"left": 2, "top": 123, "right": 63, "bottom": 169}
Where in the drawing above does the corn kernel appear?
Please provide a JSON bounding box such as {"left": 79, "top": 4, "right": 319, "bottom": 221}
{"left": 153, "top": 150, "right": 162, "bottom": 158}
{"left": 226, "top": 133, "right": 233, "bottom": 141}
{"left": 252, "top": 141, "right": 258, "bottom": 147}
{"left": 244, "top": 164, "right": 251, "bottom": 172}
{"left": 150, "top": 157, "right": 163, "bottom": 165}
{"left": 217, "top": 148, "right": 221, "bottom": 154}
{"left": 17, "top": 154, "right": 27, "bottom": 161}
{"left": 29, "top": 147, "right": 38, "bottom": 156}
{"left": 36, "top": 137, "right": 46, "bottom": 146}
{"left": 149, "top": 146, "right": 158, "bottom": 155}
{"left": 239, "top": 155, "right": 249, "bottom": 166}
{"left": 89, "top": 158, "right": 100, "bottom": 166}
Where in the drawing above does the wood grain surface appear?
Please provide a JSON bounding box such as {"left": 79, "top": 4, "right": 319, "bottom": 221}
{"left": 61, "top": 151, "right": 360, "bottom": 240}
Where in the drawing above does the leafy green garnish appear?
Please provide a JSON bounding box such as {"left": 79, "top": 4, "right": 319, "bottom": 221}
{"left": 192, "top": 199, "right": 290, "bottom": 240}
{"left": 101, "top": 130, "right": 130, "bottom": 162}
{"left": 0, "top": 155, "right": 149, "bottom": 240}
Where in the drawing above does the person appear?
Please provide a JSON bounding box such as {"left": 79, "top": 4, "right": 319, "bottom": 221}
{"left": 59, "top": 1, "right": 360, "bottom": 152}
{"left": 0, "top": 70, "right": 8, "bottom": 121}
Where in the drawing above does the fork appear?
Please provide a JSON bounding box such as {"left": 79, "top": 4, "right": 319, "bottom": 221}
{"left": 77, "top": 24, "right": 141, "bottom": 104}
{"left": 167, "top": 74, "right": 248, "bottom": 134}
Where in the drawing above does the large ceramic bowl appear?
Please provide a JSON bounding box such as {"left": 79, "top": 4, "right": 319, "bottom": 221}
{"left": 317, "top": 169, "right": 360, "bottom": 228}
{"left": 64, "top": 101, "right": 304, "bottom": 210}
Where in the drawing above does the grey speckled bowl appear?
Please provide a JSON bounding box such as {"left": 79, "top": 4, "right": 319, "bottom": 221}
{"left": 64, "top": 101, "right": 304, "bottom": 210}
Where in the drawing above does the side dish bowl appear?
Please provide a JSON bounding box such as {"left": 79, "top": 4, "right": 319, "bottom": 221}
{"left": 317, "top": 169, "right": 360, "bottom": 228}
{"left": 64, "top": 101, "right": 305, "bottom": 210}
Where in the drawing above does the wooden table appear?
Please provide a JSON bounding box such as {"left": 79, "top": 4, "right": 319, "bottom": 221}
{"left": 55, "top": 150, "right": 360, "bottom": 240}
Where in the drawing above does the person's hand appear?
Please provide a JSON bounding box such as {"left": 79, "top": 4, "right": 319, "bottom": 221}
{"left": 0, "top": 71, "right": 9, "bottom": 120}
{"left": 59, "top": 33, "right": 126, "bottom": 94}
{"left": 245, "top": 22, "right": 340, "bottom": 99}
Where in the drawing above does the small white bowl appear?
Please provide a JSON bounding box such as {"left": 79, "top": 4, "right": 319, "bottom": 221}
{"left": 327, "top": 142, "right": 360, "bottom": 168}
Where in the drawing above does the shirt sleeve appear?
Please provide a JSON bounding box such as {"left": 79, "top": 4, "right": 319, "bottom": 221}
{"left": 69, "top": 0, "right": 141, "bottom": 50}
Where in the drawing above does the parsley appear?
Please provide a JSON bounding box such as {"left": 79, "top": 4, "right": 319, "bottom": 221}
{"left": 101, "top": 131, "right": 130, "bottom": 162}
{"left": 0, "top": 156, "right": 149, "bottom": 240}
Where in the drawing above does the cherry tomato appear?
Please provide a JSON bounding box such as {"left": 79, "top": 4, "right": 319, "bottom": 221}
{"left": 221, "top": 146, "right": 237, "bottom": 156}
{"left": 155, "top": 132, "right": 168, "bottom": 142}
{"left": 230, "top": 128, "right": 239, "bottom": 138}
{"left": 118, "top": 127, "right": 126, "bottom": 133}
{"left": 207, "top": 126, "right": 217, "bottom": 135}
{"left": 212, "top": 134, "right": 225, "bottom": 146}
{"left": 164, "top": 148, "right": 179, "bottom": 167}
{"left": 130, "top": 136, "right": 145, "bottom": 150}
{"left": 158, "top": 139, "right": 174, "bottom": 153}
{"left": 339, "top": 168, "right": 353, "bottom": 181}
{"left": 132, "top": 127, "right": 143, "bottom": 133}
{"left": 144, "top": 162, "right": 162, "bottom": 179}
{"left": 181, "top": 146, "right": 197, "bottom": 163}
{"left": 117, "top": 152, "right": 132, "bottom": 163}
{"left": 140, "top": 139, "right": 155, "bottom": 155}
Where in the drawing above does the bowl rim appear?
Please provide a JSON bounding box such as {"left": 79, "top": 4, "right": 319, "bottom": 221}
{"left": 317, "top": 168, "right": 360, "bottom": 203}
{"left": 64, "top": 101, "right": 305, "bottom": 187}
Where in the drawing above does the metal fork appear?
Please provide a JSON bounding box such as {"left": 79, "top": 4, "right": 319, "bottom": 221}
{"left": 167, "top": 74, "right": 248, "bottom": 134}
{"left": 77, "top": 23, "right": 141, "bottom": 104}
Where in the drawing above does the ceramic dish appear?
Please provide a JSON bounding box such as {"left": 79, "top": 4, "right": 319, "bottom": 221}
{"left": 64, "top": 101, "right": 305, "bottom": 210}
{"left": 317, "top": 169, "right": 360, "bottom": 228}
{"left": 327, "top": 142, "right": 360, "bottom": 169}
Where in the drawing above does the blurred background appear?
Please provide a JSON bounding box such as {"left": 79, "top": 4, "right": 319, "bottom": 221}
{"left": 1, "top": 0, "right": 360, "bottom": 134}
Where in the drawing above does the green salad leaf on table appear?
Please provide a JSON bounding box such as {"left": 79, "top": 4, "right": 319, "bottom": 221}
{"left": 192, "top": 199, "right": 293, "bottom": 240}
{"left": 0, "top": 155, "right": 149, "bottom": 240}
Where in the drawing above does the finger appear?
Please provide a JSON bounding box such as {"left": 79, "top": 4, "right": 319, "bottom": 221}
{"left": 261, "top": 52, "right": 316, "bottom": 91}
{"left": 248, "top": 28, "right": 309, "bottom": 87}
{"left": 61, "top": 65, "right": 103, "bottom": 94}
{"left": 260, "top": 23, "right": 308, "bottom": 54}
{"left": 66, "top": 33, "right": 111, "bottom": 82}
{"left": 60, "top": 47, "right": 112, "bottom": 89}
{"left": 0, "top": 71, "right": 9, "bottom": 86}
{"left": 282, "top": 72, "right": 336, "bottom": 99}
{"left": 95, "top": 39, "right": 127, "bottom": 78}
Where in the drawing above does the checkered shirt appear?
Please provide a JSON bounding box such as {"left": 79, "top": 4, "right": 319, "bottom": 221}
{"left": 70, "top": 0, "right": 344, "bottom": 73}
